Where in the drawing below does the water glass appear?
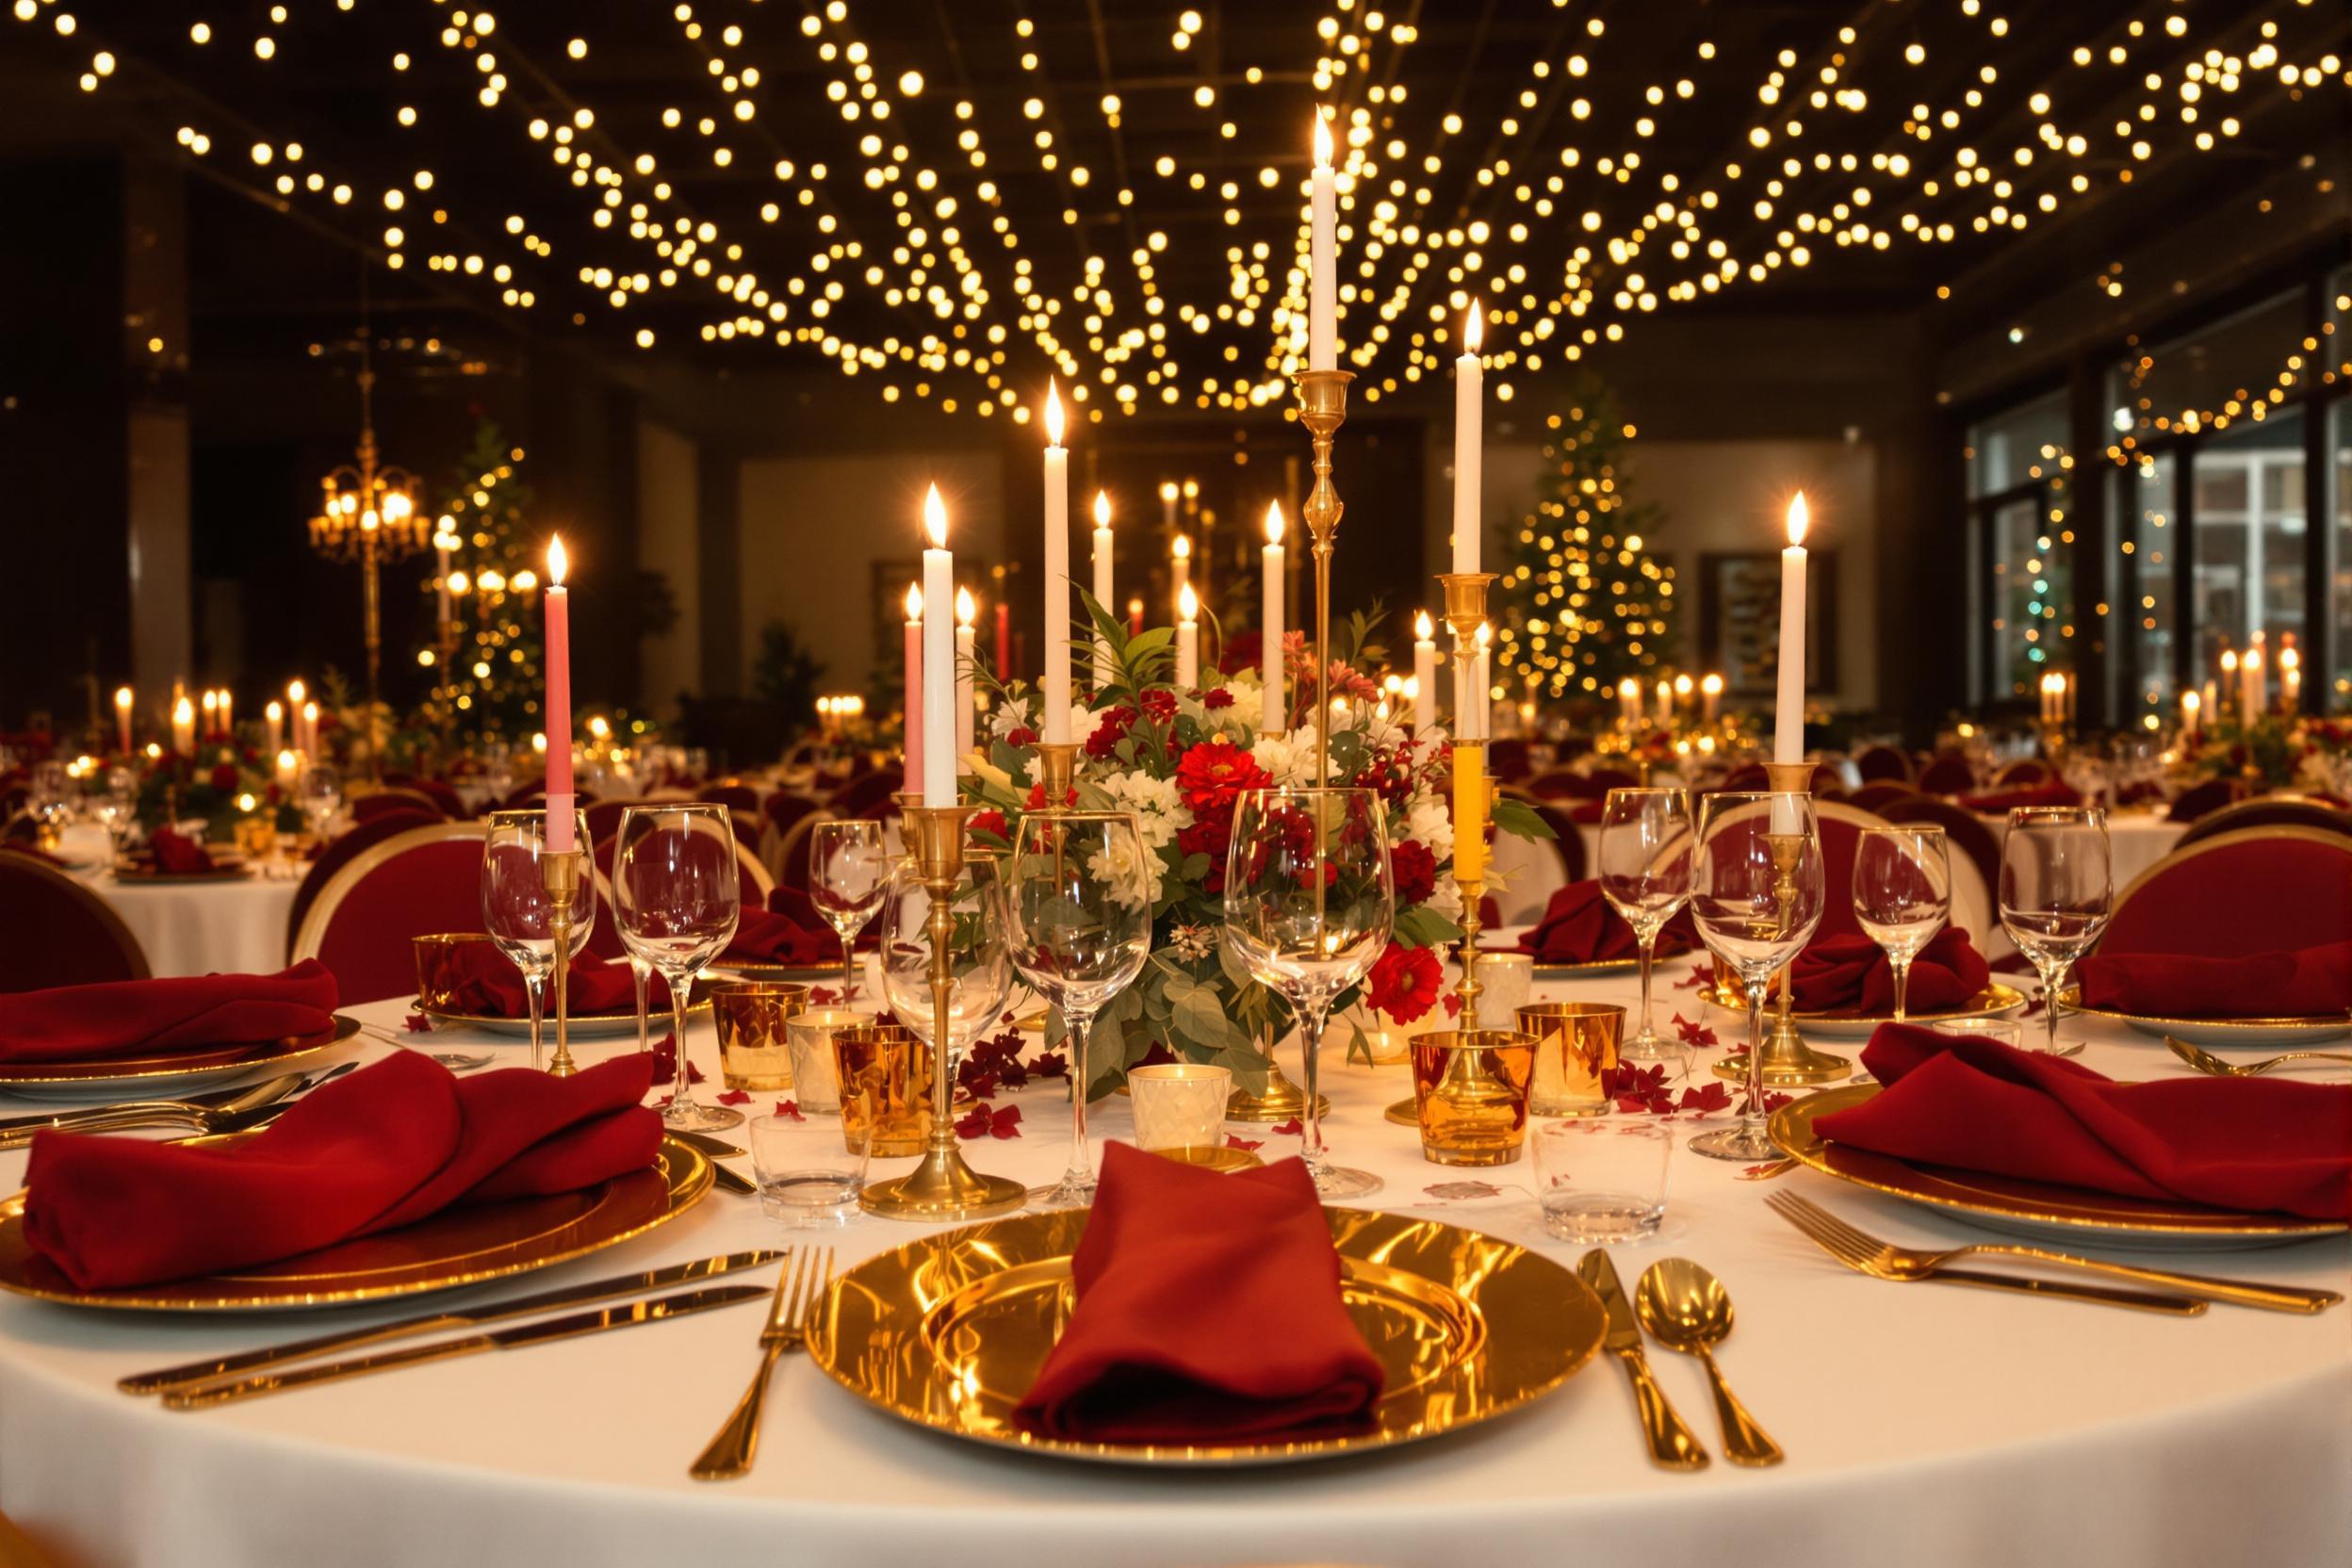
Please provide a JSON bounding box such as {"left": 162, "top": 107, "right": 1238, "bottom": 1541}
{"left": 1932, "top": 1016, "right": 2026, "bottom": 1053}
{"left": 1517, "top": 1001, "right": 1625, "bottom": 1117}
{"left": 1852, "top": 826, "right": 1952, "bottom": 1021}
{"left": 616, "top": 804, "right": 743, "bottom": 1130}
{"left": 1534, "top": 1119, "right": 1673, "bottom": 1243}
{"left": 1688, "top": 792, "right": 1823, "bottom": 1162}
{"left": 1128, "top": 1064, "right": 1233, "bottom": 1153}
{"left": 785, "top": 1006, "right": 862, "bottom": 1113}
{"left": 299, "top": 765, "right": 342, "bottom": 842}
{"left": 747, "top": 1110, "right": 869, "bottom": 1227}
{"left": 1998, "top": 807, "right": 2110, "bottom": 1058}
{"left": 876, "top": 858, "right": 1013, "bottom": 1068}
{"left": 1597, "top": 787, "right": 1693, "bottom": 1061}
{"left": 480, "top": 809, "right": 594, "bottom": 1072}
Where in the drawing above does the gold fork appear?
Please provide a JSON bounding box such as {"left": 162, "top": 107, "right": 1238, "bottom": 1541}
{"left": 1766, "top": 1193, "right": 2339, "bottom": 1315}
{"left": 2164, "top": 1035, "right": 2352, "bottom": 1080}
{"left": 690, "top": 1247, "right": 833, "bottom": 1480}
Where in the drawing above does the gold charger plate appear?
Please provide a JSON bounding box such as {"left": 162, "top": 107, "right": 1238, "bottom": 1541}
{"left": 1770, "top": 1085, "right": 2345, "bottom": 1251}
{"left": 0, "top": 1135, "right": 711, "bottom": 1311}
{"left": 416, "top": 997, "right": 713, "bottom": 1039}
{"left": 2057, "top": 988, "right": 2352, "bottom": 1048}
{"left": 1147, "top": 1143, "right": 1265, "bottom": 1172}
{"left": 805, "top": 1206, "right": 1606, "bottom": 1465}
{"left": 1700, "top": 980, "right": 2027, "bottom": 1038}
{"left": 0, "top": 1015, "right": 359, "bottom": 1098}
{"left": 705, "top": 961, "right": 841, "bottom": 987}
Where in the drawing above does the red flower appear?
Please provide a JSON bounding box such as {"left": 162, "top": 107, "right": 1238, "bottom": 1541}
{"left": 1176, "top": 819, "right": 1231, "bottom": 890}
{"left": 955, "top": 1102, "right": 1023, "bottom": 1140}
{"left": 967, "top": 808, "right": 1009, "bottom": 843}
{"left": 1388, "top": 840, "right": 1437, "bottom": 906}
{"left": 1140, "top": 688, "right": 1178, "bottom": 723}
{"left": 1173, "top": 737, "right": 1270, "bottom": 818}
{"left": 1200, "top": 687, "right": 1234, "bottom": 710}
{"left": 1365, "top": 941, "right": 1443, "bottom": 1024}
{"left": 1085, "top": 705, "right": 1136, "bottom": 760}
{"left": 207, "top": 763, "right": 239, "bottom": 792}
{"left": 1023, "top": 782, "right": 1077, "bottom": 811}
{"left": 1004, "top": 726, "right": 1038, "bottom": 747}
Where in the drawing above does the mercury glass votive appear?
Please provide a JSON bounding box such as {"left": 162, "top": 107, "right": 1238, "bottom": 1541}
{"left": 1517, "top": 1002, "right": 1625, "bottom": 1118}
{"left": 710, "top": 981, "right": 809, "bottom": 1092}
{"left": 1409, "top": 1029, "right": 1539, "bottom": 1167}
{"left": 784, "top": 1006, "right": 861, "bottom": 1114}
{"left": 1128, "top": 1063, "right": 1233, "bottom": 1153}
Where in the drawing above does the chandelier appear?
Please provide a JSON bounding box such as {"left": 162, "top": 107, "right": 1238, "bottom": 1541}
{"left": 307, "top": 351, "right": 425, "bottom": 757}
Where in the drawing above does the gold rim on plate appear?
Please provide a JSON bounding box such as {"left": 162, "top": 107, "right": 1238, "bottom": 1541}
{"left": 1699, "top": 980, "right": 2027, "bottom": 1029}
{"left": 804, "top": 1205, "right": 1607, "bottom": 1465}
{"left": 0, "top": 1015, "right": 359, "bottom": 1090}
{"left": 1146, "top": 1143, "right": 1265, "bottom": 1172}
{"left": 0, "top": 1135, "right": 712, "bottom": 1311}
{"left": 416, "top": 998, "right": 713, "bottom": 1037}
{"left": 1768, "top": 1085, "right": 2344, "bottom": 1242}
{"left": 2056, "top": 988, "right": 2352, "bottom": 1042}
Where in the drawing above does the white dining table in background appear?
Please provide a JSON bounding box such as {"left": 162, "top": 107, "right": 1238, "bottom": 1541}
{"left": 77, "top": 868, "right": 301, "bottom": 978}
{"left": 0, "top": 962, "right": 2343, "bottom": 1568}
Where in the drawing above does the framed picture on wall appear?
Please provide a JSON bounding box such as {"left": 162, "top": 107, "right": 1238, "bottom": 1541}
{"left": 872, "top": 560, "right": 920, "bottom": 692}
{"left": 1698, "top": 550, "right": 1838, "bottom": 698}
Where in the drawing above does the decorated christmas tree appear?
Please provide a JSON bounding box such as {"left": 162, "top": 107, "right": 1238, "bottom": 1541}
{"left": 427, "top": 420, "right": 546, "bottom": 739}
{"left": 1491, "top": 384, "right": 1677, "bottom": 702}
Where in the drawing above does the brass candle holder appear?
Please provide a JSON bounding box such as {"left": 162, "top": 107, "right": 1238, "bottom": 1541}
{"left": 1292, "top": 368, "right": 1352, "bottom": 788}
{"left": 1031, "top": 742, "right": 1080, "bottom": 811}
{"left": 539, "top": 848, "right": 585, "bottom": 1078}
{"left": 1711, "top": 760, "right": 1852, "bottom": 1086}
{"left": 858, "top": 803, "right": 1027, "bottom": 1221}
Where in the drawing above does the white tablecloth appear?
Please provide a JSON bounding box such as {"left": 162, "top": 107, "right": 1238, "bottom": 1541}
{"left": 80, "top": 869, "right": 301, "bottom": 978}
{"left": 0, "top": 963, "right": 2344, "bottom": 1568}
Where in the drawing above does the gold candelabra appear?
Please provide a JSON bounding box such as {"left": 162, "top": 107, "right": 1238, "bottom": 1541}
{"left": 308, "top": 364, "right": 426, "bottom": 766}
{"left": 1293, "top": 368, "right": 1352, "bottom": 788}
{"left": 1712, "top": 760, "right": 1852, "bottom": 1086}
{"left": 539, "top": 848, "right": 585, "bottom": 1078}
{"left": 859, "top": 805, "right": 1027, "bottom": 1221}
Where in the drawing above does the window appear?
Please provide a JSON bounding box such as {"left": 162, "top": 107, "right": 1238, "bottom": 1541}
{"left": 1967, "top": 390, "right": 2070, "bottom": 704}
{"left": 2331, "top": 398, "right": 2352, "bottom": 709}
{"left": 2195, "top": 408, "right": 2306, "bottom": 660}
{"left": 2115, "top": 453, "right": 2178, "bottom": 717}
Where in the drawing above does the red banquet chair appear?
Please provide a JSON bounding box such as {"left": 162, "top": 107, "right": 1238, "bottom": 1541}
{"left": 1846, "top": 781, "right": 1922, "bottom": 816}
{"left": 762, "top": 791, "right": 823, "bottom": 838}
{"left": 351, "top": 788, "right": 444, "bottom": 824}
{"left": 1872, "top": 795, "right": 2004, "bottom": 912}
{"left": 1915, "top": 754, "right": 1976, "bottom": 795}
{"left": 1853, "top": 744, "right": 1914, "bottom": 784}
{"left": 0, "top": 854, "right": 150, "bottom": 992}
{"left": 284, "top": 808, "right": 442, "bottom": 958}
{"left": 291, "top": 821, "right": 490, "bottom": 1004}
{"left": 2097, "top": 826, "right": 2352, "bottom": 960}
{"left": 703, "top": 782, "right": 761, "bottom": 816}
{"left": 2175, "top": 793, "right": 2352, "bottom": 848}
{"left": 2165, "top": 776, "right": 2244, "bottom": 824}
{"left": 833, "top": 771, "right": 905, "bottom": 821}
{"left": 1992, "top": 758, "right": 2050, "bottom": 787}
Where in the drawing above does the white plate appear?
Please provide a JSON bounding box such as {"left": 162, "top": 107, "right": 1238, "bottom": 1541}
{"left": 2058, "top": 991, "right": 2352, "bottom": 1048}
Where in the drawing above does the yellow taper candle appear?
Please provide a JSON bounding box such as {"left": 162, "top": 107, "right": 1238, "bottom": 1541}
{"left": 1452, "top": 743, "right": 1486, "bottom": 886}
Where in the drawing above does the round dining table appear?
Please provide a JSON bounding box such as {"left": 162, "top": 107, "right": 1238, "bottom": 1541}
{"left": 76, "top": 865, "right": 302, "bottom": 979}
{"left": 0, "top": 956, "right": 2344, "bottom": 1568}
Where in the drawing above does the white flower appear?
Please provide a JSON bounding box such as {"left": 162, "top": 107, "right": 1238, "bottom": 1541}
{"left": 1086, "top": 835, "right": 1158, "bottom": 910}
{"left": 987, "top": 695, "right": 1036, "bottom": 742}
{"left": 1250, "top": 730, "right": 1319, "bottom": 787}
{"left": 1168, "top": 923, "right": 1217, "bottom": 960}
{"left": 1096, "top": 768, "right": 1190, "bottom": 851}
{"left": 1408, "top": 795, "right": 1455, "bottom": 863}
{"left": 1070, "top": 704, "right": 1105, "bottom": 749}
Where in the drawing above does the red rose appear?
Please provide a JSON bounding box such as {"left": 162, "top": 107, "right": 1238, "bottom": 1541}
{"left": 1365, "top": 941, "right": 1443, "bottom": 1024}
{"left": 1140, "top": 688, "right": 1178, "bottom": 723}
{"left": 1389, "top": 840, "right": 1437, "bottom": 906}
{"left": 968, "top": 808, "right": 1009, "bottom": 843}
{"left": 1004, "top": 727, "right": 1038, "bottom": 747}
{"left": 1172, "top": 736, "right": 1270, "bottom": 818}
{"left": 1176, "top": 818, "right": 1230, "bottom": 891}
{"left": 207, "top": 763, "right": 239, "bottom": 792}
{"left": 1085, "top": 705, "right": 1136, "bottom": 760}
{"left": 1024, "top": 782, "right": 1077, "bottom": 811}
{"left": 1201, "top": 687, "right": 1234, "bottom": 710}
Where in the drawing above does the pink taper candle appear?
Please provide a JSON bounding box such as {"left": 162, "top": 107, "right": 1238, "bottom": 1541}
{"left": 543, "top": 535, "right": 575, "bottom": 852}
{"left": 902, "top": 584, "right": 924, "bottom": 795}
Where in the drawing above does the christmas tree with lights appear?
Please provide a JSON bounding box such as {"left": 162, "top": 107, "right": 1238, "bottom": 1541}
{"left": 428, "top": 420, "right": 547, "bottom": 739}
{"left": 1491, "top": 384, "right": 1677, "bottom": 702}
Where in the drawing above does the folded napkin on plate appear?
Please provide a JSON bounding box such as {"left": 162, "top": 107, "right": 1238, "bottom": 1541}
{"left": 0, "top": 962, "right": 340, "bottom": 1065}
{"left": 435, "top": 940, "right": 664, "bottom": 1017}
{"left": 1815, "top": 1023, "right": 2352, "bottom": 1220}
{"left": 145, "top": 827, "right": 216, "bottom": 875}
{"left": 23, "top": 1051, "right": 662, "bottom": 1289}
{"left": 1519, "top": 880, "right": 1696, "bottom": 964}
{"left": 1958, "top": 780, "right": 2082, "bottom": 813}
{"left": 725, "top": 892, "right": 839, "bottom": 966}
{"left": 1788, "top": 929, "right": 1991, "bottom": 1015}
{"left": 2076, "top": 940, "right": 2352, "bottom": 1020}
{"left": 1014, "top": 1141, "right": 1384, "bottom": 1445}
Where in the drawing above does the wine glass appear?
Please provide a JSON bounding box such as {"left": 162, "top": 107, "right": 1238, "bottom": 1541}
{"left": 1596, "top": 787, "right": 1694, "bottom": 1063}
{"left": 808, "top": 818, "right": 890, "bottom": 1000}
{"left": 1999, "top": 806, "right": 2111, "bottom": 1057}
{"left": 1221, "top": 787, "right": 1395, "bottom": 1199}
{"left": 299, "top": 764, "right": 341, "bottom": 845}
{"left": 1687, "top": 792, "right": 1824, "bottom": 1162}
{"left": 1852, "top": 826, "right": 1951, "bottom": 1022}
{"left": 481, "top": 808, "right": 594, "bottom": 1072}
{"left": 875, "top": 854, "right": 1014, "bottom": 1075}
{"left": 616, "top": 804, "right": 744, "bottom": 1130}
{"left": 1004, "top": 811, "right": 1154, "bottom": 1209}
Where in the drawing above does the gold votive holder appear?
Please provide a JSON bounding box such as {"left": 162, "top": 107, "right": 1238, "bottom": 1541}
{"left": 832, "top": 1021, "right": 931, "bottom": 1158}
{"left": 412, "top": 932, "right": 498, "bottom": 1012}
{"left": 785, "top": 1006, "right": 861, "bottom": 1114}
{"left": 232, "top": 816, "right": 278, "bottom": 859}
{"left": 709, "top": 981, "right": 809, "bottom": 1092}
{"left": 1128, "top": 1063, "right": 1233, "bottom": 1154}
{"left": 1408, "top": 1028, "right": 1539, "bottom": 1167}
{"left": 1517, "top": 1001, "right": 1625, "bottom": 1119}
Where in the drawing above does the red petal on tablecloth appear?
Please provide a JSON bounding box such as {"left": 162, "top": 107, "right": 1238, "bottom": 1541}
{"left": 2076, "top": 941, "right": 2352, "bottom": 1020}
{"left": 0, "top": 962, "right": 340, "bottom": 1064}
{"left": 1788, "top": 929, "right": 1990, "bottom": 1015}
{"left": 1518, "top": 880, "right": 1696, "bottom": 964}
{"left": 1815, "top": 1023, "right": 2352, "bottom": 1220}
{"left": 435, "top": 939, "right": 663, "bottom": 1017}
{"left": 22, "top": 1052, "right": 661, "bottom": 1289}
{"left": 1014, "top": 1141, "right": 1384, "bottom": 1445}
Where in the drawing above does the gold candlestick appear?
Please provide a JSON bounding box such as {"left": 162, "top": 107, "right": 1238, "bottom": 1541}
{"left": 1031, "top": 742, "right": 1080, "bottom": 811}
{"left": 1292, "top": 368, "right": 1352, "bottom": 788}
{"left": 539, "top": 848, "right": 585, "bottom": 1078}
{"left": 859, "top": 804, "right": 1027, "bottom": 1221}
{"left": 1711, "top": 760, "right": 1852, "bottom": 1086}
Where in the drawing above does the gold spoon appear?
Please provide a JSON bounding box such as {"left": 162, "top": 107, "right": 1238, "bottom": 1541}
{"left": 2164, "top": 1035, "right": 2352, "bottom": 1079}
{"left": 1634, "top": 1259, "right": 1785, "bottom": 1467}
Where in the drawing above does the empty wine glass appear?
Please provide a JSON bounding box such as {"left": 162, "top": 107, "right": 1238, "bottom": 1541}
{"left": 1852, "top": 826, "right": 1951, "bottom": 1021}
{"left": 1221, "top": 788, "right": 1395, "bottom": 1198}
{"left": 1597, "top": 786, "right": 1694, "bottom": 1062}
{"left": 1688, "top": 792, "right": 1824, "bottom": 1162}
{"left": 1999, "top": 806, "right": 2111, "bottom": 1057}
{"left": 299, "top": 764, "right": 341, "bottom": 844}
{"left": 809, "top": 818, "right": 891, "bottom": 1000}
{"left": 616, "top": 804, "right": 744, "bottom": 1130}
{"left": 1004, "top": 811, "right": 1154, "bottom": 1209}
{"left": 876, "top": 854, "right": 1014, "bottom": 1075}
{"left": 481, "top": 808, "right": 595, "bottom": 1072}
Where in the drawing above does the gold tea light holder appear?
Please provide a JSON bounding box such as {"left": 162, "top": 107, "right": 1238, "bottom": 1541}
{"left": 858, "top": 803, "right": 1028, "bottom": 1221}
{"left": 1711, "top": 760, "right": 1852, "bottom": 1086}
{"left": 539, "top": 848, "right": 586, "bottom": 1078}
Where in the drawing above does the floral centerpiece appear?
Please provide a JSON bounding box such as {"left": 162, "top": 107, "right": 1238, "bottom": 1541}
{"left": 964, "top": 601, "right": 1549, "bottom": 1096}
{"left": 2173, "top": 711, "right": 2352, "bottom": 796}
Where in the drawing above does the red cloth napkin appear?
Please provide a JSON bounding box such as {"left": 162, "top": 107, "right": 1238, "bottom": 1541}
{"left": 1014, "top": 1141, "right": 1384, "bottom": 1444}
{"left": 22, "top": 1052, "right": 662, "bottom": 1289}
{"left": 1519, "top": 880, "right": 1696, "bottom": 964}
{"left": 146, "top": 828, "right": 216, "bottom": 874}
{"left": 435, "top": 939, "right": 664, "bottom": 1017}
{"left": 0, "top": 962, "right": 340, "bottom": 1065}
{"left": 1959, "top": 781, "right": 2082, "bottom": 813}
{"left": 1788, "top": 929, "right": 1991, "bottom": 1015}
{"left": 1816, "top": 1023, "right": 2352, "bottom": 1220}
{"left": 2076, "top": 941, "right": 2352, "bottom": 1020}
{"left": 726, "top": 893, "right": 840, "bottom": 965}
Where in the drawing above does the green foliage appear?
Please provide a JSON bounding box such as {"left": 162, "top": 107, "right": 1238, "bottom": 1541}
{"left": 431, "top": 420, "right": 545, "bottom": 739}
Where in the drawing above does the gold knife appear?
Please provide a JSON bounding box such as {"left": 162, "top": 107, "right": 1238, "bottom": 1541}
{"left": 1579, "top": 1250, "right": 1708, "bottom": 1470}
{"left": 122, "top": 1250, "right": 786, "bottom": 1395}
{"left": 162, "top": 1284, "right": 769, "bottom": 1410}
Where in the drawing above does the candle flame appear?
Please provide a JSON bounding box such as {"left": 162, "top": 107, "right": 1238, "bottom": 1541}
{"left": 1702, "top": 673, "right": 1723, "bottom": 694}
{"left": 2220, "top": 649, "right": 2238, "bottom": 673}
{"left": 2245, "top": 645, "right": 2262, "bottom": 671}
{"left": 1313, "top": 113, "right": 1333, "bottom": 169}
{"left": 266, "top": 700, "right": 283, "bottom": 721}
{"left": 1179, "top": 582, "right": 1199, "bottom": 621}
{"left": 1093, "top": 489, "right": 1112, "bottom": 528}
{"left": 1464, "top": 301, "right": 1483, "bottom": 354}
{"left": 547, "top": 533, "right": 569, "bottom": 585}
{"left": 923, "top": 483, "right": 948, "bottom": 548}
{"left": 287, "top": 678, "right": 306, "bottom": 704}
{"left": 1414, "top": 610, "right": 1434, "bottom": 641}
{"left": 1043, "top": 380, "right": 1065, "bottom": 446}
{"left": 1618, "top": 678, "right": 1638, "bottom": 697}
{"left": 1674, "top": 674, "right": 1693, "bottom": 695}
{"left": 302, "top": 702, "right": 318, "bottom": 723}
{"left": 1265, "top": 500, "right": 1285, "bottom": 545}
{"left": 114, "top": 685, "right": 132, "bottom": 709}
{"left": 2280, "top": 646, "right": 2300, "bottom": 671}
{"left": 1171, "top": 533, "right": 1191, "bottom": 561}
{"left": 956, "top": 586, "right": 976, "bottom": 626}
{"left": 277, "top": 748, "right": 296, "bottom": 770}
{"left": 172, "top": 696, "right": 192, "bottom": 722}
{"left": 905, "top": 582, "right": 924, "bottom": 621}
{"left": 1158, "top": 480, "right": 1180, "bottom": 503}
{"left": 2183, "top": 690, "right": 2201, "bottom": 712}
{"left": 1786, "top": 492, "right": 1809, "bottom": 547}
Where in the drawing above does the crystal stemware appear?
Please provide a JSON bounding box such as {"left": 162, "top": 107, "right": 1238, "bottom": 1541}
{"left": 1221, "top": 787, "right": 1395, "bottom": 1199}
{"left": 875, "top": 854, "right": 1014, "bottom": 1079}
{"left": 1852, "top": 826, "right": 1952, "bottom": 1022}
{"left": 1687, "top": 792, "right": 1824, "bottom": 1162}
{"left": 299, "top": 764, "right": 342, "bottom": 846}
{"left": 1004, "top": 811, "right": 1153, "bottom": 1209}
{"left": 1596, "top": 786, "right": 1694, "bottom": 1063}
{"left": 616, "top": 804, "right": 744, "bottom": 1130}
{"left": 480, "top": 808, "right": 594, "bottom": 1072}
{"left": 808, "top": 818, "right": 891, "bottom": 1001}
{"left": 1999, "top": 806, "right": 2111, "bottom": 1057}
